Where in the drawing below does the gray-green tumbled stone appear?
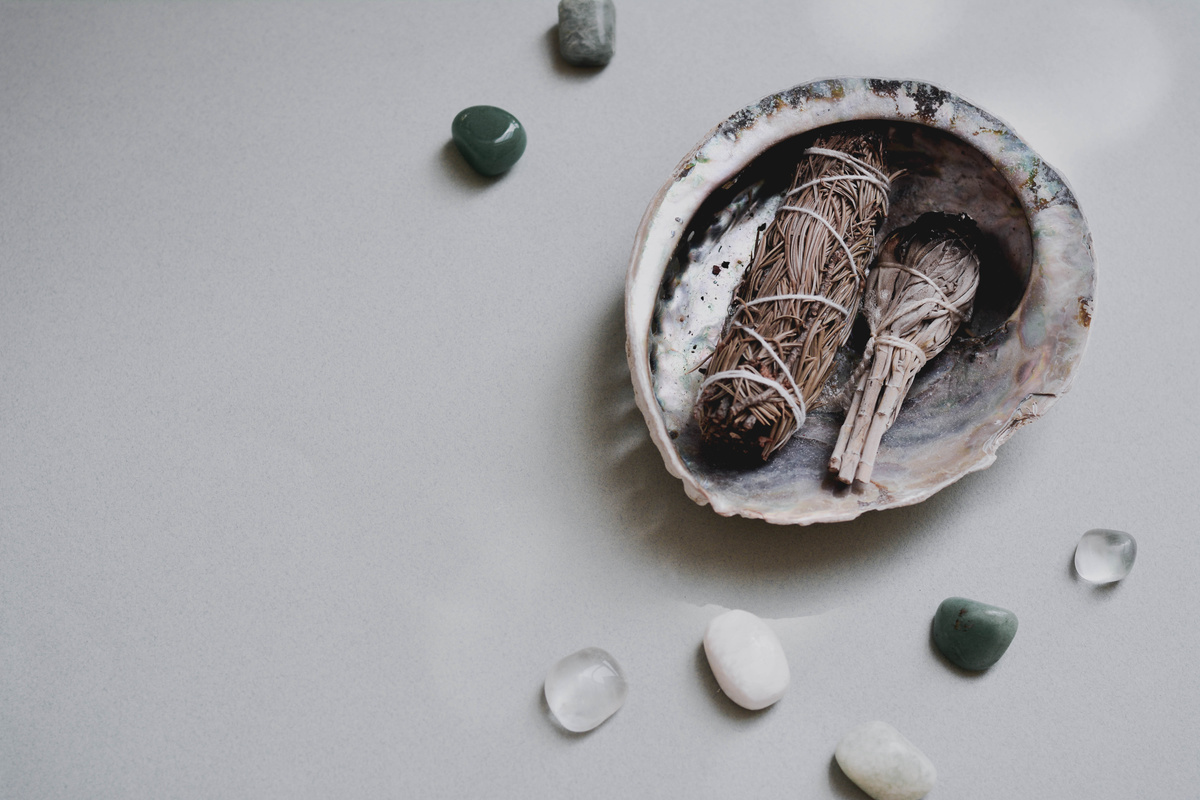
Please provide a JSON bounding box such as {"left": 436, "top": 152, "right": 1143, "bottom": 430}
{"left": 932, "top": 597, "right": 1018, "bottom": 671}
{"left": 558, "top": 0, "right": 615, "bottom": 67}
{"left": 450, "top": 106, "right": 526, "bottom": 177}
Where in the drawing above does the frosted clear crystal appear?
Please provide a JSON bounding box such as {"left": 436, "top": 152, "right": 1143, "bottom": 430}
{"left": 544, "top": 647, "right": 627, "bottom": 732}
{"left": 1074, "top": 528, "right": 1137, "bottom": 583}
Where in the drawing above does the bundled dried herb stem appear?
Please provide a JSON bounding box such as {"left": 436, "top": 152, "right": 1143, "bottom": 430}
{"left": 830, "top": 212, "right": 982, "bottom": 484}
{"left": 696, "top": 131, "right": 891, "bottom": 464}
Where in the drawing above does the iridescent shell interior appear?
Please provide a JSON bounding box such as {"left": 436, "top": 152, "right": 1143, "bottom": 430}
{"left": 625, "top": 79, "right": 1095, "bottom": 525}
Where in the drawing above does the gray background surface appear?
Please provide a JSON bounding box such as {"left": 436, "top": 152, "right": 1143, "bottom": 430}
{"left": 2, "top": 2, "right": 1197, "bottom": 798}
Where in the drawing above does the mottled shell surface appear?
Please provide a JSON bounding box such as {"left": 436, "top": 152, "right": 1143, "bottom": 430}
{"left": 625, "top": 78, "right": 1095, "bottom": 525}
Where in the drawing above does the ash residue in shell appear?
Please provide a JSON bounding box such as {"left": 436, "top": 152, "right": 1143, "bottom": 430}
{"left": 892, "top": 211, "right": 982, "bottom": 264}
{"left": 687, "top": 183, "right": 767, "bottom": 266}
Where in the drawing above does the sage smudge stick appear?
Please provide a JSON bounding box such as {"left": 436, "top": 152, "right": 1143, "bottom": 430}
{"left": 695, "top": 130, "right": 891, "bottom": 464}
{"left": 830, "top": 212, "right": 982, "bottom": 484}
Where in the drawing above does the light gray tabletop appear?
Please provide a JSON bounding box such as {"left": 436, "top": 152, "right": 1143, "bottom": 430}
{"left": 3, "top": 2, "right": 1198, "bottom": 798}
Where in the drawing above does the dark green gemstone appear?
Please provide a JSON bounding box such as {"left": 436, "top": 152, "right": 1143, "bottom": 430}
{"left": 932, "top": 597, "right": 1018, "bottom": 671}
{"left": 450, "top": 106, "right": 527, "bottom": 177}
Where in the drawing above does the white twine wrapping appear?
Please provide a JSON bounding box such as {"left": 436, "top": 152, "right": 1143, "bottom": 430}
{"left": 862, "top": 258, "right": 975, "bottom": 371}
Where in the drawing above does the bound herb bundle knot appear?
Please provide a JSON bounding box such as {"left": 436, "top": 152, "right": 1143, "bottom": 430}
{"left": 695, "top": 130, "right": 891, "bottom": 464}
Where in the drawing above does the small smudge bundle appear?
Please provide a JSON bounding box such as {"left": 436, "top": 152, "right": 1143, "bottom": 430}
{"left": 830, "top": 212, "right": 981, "bottom": 484}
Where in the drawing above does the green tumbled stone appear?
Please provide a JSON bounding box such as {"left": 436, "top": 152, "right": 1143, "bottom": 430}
{"left": 932, "top": 597, "right": 1018, "bottom": 671}
{"left": 450, "top": 106, "right": 526, "bottom": 177}
{"left": 558, "top": 0, "right": 616, "bottom": 67}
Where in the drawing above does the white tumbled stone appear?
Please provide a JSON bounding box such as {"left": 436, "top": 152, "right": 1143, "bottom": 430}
{"left": 702, "top": 609, "right": 789, "bottom": 710}
{"left": 835, "top": 721, "right": 937, "bottom": 800}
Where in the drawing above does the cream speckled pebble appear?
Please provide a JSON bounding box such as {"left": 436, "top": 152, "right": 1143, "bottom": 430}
{"left": 835, "top": 720, "right": 936, "bottom": 800}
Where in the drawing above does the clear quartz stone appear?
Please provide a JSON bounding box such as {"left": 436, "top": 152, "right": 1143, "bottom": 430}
{"left": 544, "top": 647, "right": 627, "bottom": 732}
{"left": 1074, "top": 528, "right": 1137, "bottom": 583}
